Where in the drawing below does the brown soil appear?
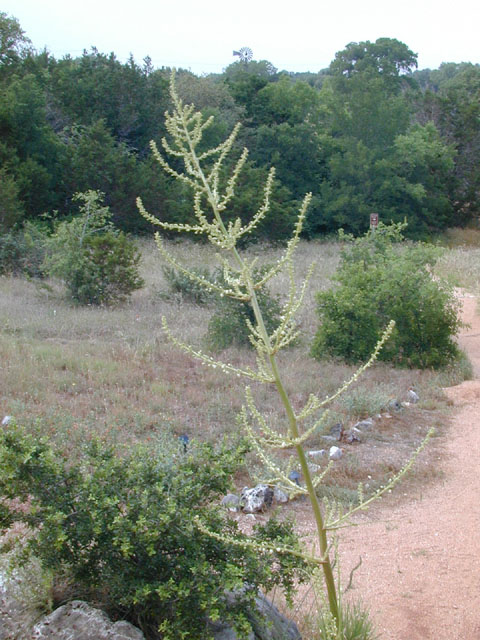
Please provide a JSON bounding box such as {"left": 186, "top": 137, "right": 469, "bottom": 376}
{"left": 333, "top": 294, "right": 480, "bottom": 639}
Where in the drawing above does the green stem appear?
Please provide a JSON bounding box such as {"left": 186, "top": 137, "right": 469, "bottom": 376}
{"left": 248, "top": 278, "right": 339, "bottom": 623}
{"left": 183, "top": 111, "right": 340, "bottom": 625}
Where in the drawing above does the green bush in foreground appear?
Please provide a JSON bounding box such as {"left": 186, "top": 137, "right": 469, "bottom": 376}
{"left": 311, "top": 223, "right": 462, "bottom": 368}
{"left": 0, "top": 424, "right": 306, "bottom": 639}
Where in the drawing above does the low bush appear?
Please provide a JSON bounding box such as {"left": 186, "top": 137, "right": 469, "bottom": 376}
{"left": 162, "top": 264, "right": 216, "bottom": 304}
{"left": 0, "top": 222, "right": 48, "bottom": 278}
{"left": 0, "top": 424, "right": 306, "bottom": 640}
{"left": 44, "top": 190, "right": 144, "bottom": 305}
{"left": 65, "top": 231, "right": 144, "bottom": 305}
{"left": 206, "top": 269, "right": 282, "bottom": 351}
{"left": 311, "top": 223, "right": 462, "bottom": 369}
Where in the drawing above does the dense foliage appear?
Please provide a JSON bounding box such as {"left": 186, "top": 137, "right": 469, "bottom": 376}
{"left": 1, "top": 10, "right": 479, "bottom": 242}
{"left": 44, "top": 190, "right": 144, "bottom": 304}
{"left": 311, "top": 223, "right": 462, "bottom": 368}
{"left": 0, "top": 424, "right": 306, "bottom": 639}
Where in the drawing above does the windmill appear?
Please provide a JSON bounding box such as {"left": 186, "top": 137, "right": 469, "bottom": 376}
{"left": 233, "top": 47, "right": 253, "bottom": 66}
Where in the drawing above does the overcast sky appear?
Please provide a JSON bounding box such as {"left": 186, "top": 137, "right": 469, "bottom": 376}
{"left": 4, "top": 0, "right": 480, "bottom": 75}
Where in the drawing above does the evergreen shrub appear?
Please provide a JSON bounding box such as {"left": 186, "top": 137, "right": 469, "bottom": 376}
{"left": 0, "top": 424, "right": 306, "bottom": 640}
{"left": 44, "top": 190, "right": 144, "bottom": 305}
{"left": 162, "top": 264, "right": 216, "bottom": 304}
{"left": 311, "top": 223, "right": 462, "bottom": 368}
{"left": 0, "top": 222, "right": 47, "bottom": 277}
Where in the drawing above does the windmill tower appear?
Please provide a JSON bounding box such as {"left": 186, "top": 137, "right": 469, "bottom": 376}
{"left": 233, "top": 47, "right": 253, "bottom": 67}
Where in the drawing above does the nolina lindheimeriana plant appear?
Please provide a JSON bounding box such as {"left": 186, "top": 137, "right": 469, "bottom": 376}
{"left": 137, "top": 71, "right": 432, "bottom": 636}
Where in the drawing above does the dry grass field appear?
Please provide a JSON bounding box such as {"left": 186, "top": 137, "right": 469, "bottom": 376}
{"left": 1, "top": 234, "right": 477, "bottom": 503}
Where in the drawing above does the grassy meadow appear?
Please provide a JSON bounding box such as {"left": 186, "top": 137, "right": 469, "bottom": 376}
{"left": 1, "top": 233, "right": 477, "bottom": 502}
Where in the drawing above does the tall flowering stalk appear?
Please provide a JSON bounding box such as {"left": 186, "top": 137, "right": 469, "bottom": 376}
{"left": 137, "top": 71, "right": 431, "bottom": 630}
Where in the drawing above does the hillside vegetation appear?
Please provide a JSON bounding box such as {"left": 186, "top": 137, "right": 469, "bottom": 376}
{"left": 1, "top": 11, "right": 480, "bottom": 241}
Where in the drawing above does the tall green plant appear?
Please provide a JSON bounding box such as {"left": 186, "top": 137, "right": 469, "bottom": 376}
{"left": 137, "top": 72, "right": 432, "bottom": 634}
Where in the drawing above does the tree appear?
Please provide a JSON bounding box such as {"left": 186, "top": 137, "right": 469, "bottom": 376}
{"left": 0, "top": 166, "right": 24, "bottom": 231}
{"left": 0, "top": 12, "right": 31, "bottom": 74}
{"left": 0, "top": 73, "right": 63, "bottom": 217}
{"left": 329, "top": 38, "right": 417, "bottom": 85}
{"left": 416, "top": 63, "right": 480, "bottom": 224}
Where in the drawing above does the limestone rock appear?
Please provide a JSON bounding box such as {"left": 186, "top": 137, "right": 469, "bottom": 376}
{"left": 222, "top": 493, "right": 241, "bottom": 511}
{"left": 407, "top": 389, "right": 420, "bottom": 403}
{"left": 249, "top": 593, "right": 301, "bottom": 640}
{"left": 215, "top": 592, "right": 301, "bottom": 640}
{"left": 353, "top": 418, "right": 374, "bottom": 430}
{"left": 329, "top": 446, "right": 343, "bottom": 461}
{"left": 307, "top": 449, "right": 326, "bottom": 460}
{"left": 329, "top": 422, "right": 344, "bottom": 440}
{"left": 31, "top": 600, "right": 145, "bottom": 639}
{"left": 273, "top": 487, "right": 289, "bottom": 503}
{"left": 241, "top": 485, "right": 274, "bottom": 513}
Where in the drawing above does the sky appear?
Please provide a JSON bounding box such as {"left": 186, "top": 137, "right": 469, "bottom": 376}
{"left": 4, "top": 0, "right": 480, "bottom": 75}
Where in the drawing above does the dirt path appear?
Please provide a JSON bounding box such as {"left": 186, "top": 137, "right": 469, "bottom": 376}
{"left": 335, "top": 294, "right": 480, "bottom": 639}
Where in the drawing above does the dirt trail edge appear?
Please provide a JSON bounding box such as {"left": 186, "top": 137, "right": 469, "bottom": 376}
{"left": 337, "top": 294, "right": 480, "bottom": 640}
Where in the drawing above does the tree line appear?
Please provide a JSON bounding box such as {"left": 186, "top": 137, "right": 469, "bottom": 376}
{"left": 1, "top": 11, "right": 479, "bottom": 240}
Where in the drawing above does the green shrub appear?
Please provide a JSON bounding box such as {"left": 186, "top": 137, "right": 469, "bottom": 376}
{"left": 44, "top": 190, "right": 144, "bottom": 305}
{"left": 206, "top": 269, "right": 282, "bottom": 351}
{"left": 162, "top": 264, "right": 216, "bottom": 304}
{"left": 66, "top": 231, "right": 144, "bottom": 305}
{"left": 0, "top": 222, "right": 48, "bottom": 278}
{"left": 0, "top": 424, "right": 306, "bottom": 640}
{"left": 311, "top": 223, "right": 462, "bottom": 368}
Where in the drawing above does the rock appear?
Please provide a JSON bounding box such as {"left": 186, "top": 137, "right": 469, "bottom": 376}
{"left": 249, "top": 592, "right": 302, "bottom": 640}
{"left": 329, "top": 446, "right": 343, "bottom": 461}
{"left": 0, "top": 579, "right": 36, "bottom": 640}
{"left": 320, "top": 435, "right": 338, "bottom": 443}
{"left": 307, "top": 449, "right": 326, "bottom": 460}
{"left": 307, "top": 463, "right": 321, "bottom": 473}
{"left": 329, "top": 422, "right": 344, "bottom": 440}
{"left": 31, "top": 600, "right": 145, "bottom": 639}
{"left": 407, "top": 389, "right": 420, "bottom": 403}
{"left": 353, "top": 418, "right": 373, "bottom": 430}
{"left": 1, "top": 416, "right": 12, "bottom": 426}
{"left": 288, "top": 470, "right": 301, "bottom": 486}
{"left": 222, "top": 494, "right": 241, "bottom": 511}
{"left": 241, "top": 485, "right": 274, "bottom": 513}
{"left": 342, "top": 429, "right": 361, "bottom": 444}
{"left": 273, "top": 487, "right": 289, "bottom": 503}
{"left": 211, "top": 620, "right": 255, "bottom": 640}
{"left": 215, "top": 591, "right": 301, "bottom": 640}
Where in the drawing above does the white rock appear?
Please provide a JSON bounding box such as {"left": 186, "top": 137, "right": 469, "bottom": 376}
{"left": 241, "top": 484, "right": 274, "bottom": 513}
{"left": 31, "top": 600, "right": 145, "bottom": 639}
{"left": 307, "top": 463, "right": 321, "bottom": 473}
{"left": 407, "top": 389, "right": 420, "bottom": 403}
{"left": 353, "top": 418, "right": 373, "bottom": 430}
{"left": 307, "top": 449, "right": 326, "bottom": 459}
{"left": 273, "top": 487, "right": 289, "bottom": 503}
{"left": 329, "top": 446, "right": 343, "bottom": 461}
